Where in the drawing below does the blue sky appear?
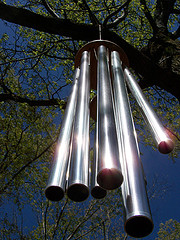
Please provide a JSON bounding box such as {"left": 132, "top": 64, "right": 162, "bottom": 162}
{"left": 139, "top": 144, "right": 180, "bottom": 239}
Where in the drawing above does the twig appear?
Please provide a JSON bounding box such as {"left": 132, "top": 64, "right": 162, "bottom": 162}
{"left": 0, "top": 140, "right": 55, "bottom": 194}
{"left": 43, "top": 202, "right": 49, "bottom": 240}
{"left": 81, "top": 0, "right": 100, "bottom": 26}
{"left": 0, "top": 93, "right": 62, "bottom": 106}
{"left": 140, "top": 0, "right": 157, "bottom": 33}
{"left": 103, "top": 0, "right": 131, "bottom": 28}
{"left": 66, "top": 206, "right": 100, "bottom": 240}
{"left": 52, "top": 199, "right": 69, "bottom": 239}
{"left": 42, "top": 0, "right": 60, "bottom": 18}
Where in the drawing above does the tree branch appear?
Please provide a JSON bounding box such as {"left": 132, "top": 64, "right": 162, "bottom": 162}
{"left": 66, "top": 206, "right": 100, "bottom": 240}
{"left": 103, "top": 0, "right": 131, "bottom": 28}
{"left": 154, "top": 0, "right": 176, "bottom": 32}
{"left": 0, "top": 140, "right": 55, "bottom": 194}
{"left": 172, "top": 8, "right": 180, "bottom": 14}
{"left": 140, "top": 0, "right": 157, "bottom": 33}
{"left": 43, "top": 201, "right": 49, "bottom": 240}
{"left": 0, "top": 2, "right": 179, "bottom": 100}
{"left": 81, "top": 0, "right": 100, "bottom": 26}
{"left": 0, "top": 93, "right": 62, "bottom": 106}
{"left": 0, "top": 2, "right": 99, "bottom": 40}
{"left": 173, "top": 25, "right": 180, "bottom": 39}
{"left": 52, "top": 199, "right": 69, "bottom": 239}
{"left": 74, "top": 224, "right": 101, "bottom": 240}
{"left": 41, "top": 0, "right": 60, "bottom": 18}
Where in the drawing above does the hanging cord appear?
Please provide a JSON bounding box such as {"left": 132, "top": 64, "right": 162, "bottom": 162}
{"left": 99, "top": 24, "right": 102, "bottom": 40}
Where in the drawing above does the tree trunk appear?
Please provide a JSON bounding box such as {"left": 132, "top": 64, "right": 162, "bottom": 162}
{"left": 143, "top": 33, "right": 180, "bottom": 79}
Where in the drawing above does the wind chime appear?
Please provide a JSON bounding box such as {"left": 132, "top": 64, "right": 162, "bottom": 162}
{"left": 45, "top": 32, "right": 174, "bottom": 238}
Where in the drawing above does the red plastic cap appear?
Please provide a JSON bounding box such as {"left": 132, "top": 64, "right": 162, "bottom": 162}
{"left": 158, "top": 139, "right": 174, "bottom": 154}
{"left": 97, "top": 168, "right": 123, "bottom": 190}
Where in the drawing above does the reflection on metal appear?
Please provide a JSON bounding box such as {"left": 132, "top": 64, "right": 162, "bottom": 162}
{"left": 91, "top": 125, "right": 107, "bottom": 199}
{"left": 45, "top": 68, "right": 80, "bottom": 201}
{"left": 67, "top": 51, "right": 90, "bottom": 202}
{"left": 97, "top": 45, "right": 123, "bottom": 190}
{"left": 45, "top": 39, "right": 174, "bottom": 238}
{"left": 111, "top": 51, "right": 153, "bottom": 238}
{"left": 124, "top": 68, "right": 174, "bottom": 154}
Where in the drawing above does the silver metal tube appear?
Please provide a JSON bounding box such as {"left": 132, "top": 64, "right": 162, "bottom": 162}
{"left": 91, "top": 125, "right": 107, "bottom": 199}
{"left": 124, "top": 67, "right": 174, "bottom": 154}
{"left": 67, "top": 51, "right": 90, "bottom": 202}
{"left": 97, "top": 45, "right": 123, "bottom": 190}
{"left": 111, "top": 51, "right": 153, "bottom": 238}
{"left": 45, "top": 68, "right": 80, "bottom": 201}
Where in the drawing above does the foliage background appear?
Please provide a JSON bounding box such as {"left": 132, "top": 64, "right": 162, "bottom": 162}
{"left": 0, "top": 0, "right": 180, "bottom": 239}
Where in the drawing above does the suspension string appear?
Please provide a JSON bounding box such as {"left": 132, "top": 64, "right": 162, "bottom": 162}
{"left": 99, "top": 24, "right": 102, "bottom": 40}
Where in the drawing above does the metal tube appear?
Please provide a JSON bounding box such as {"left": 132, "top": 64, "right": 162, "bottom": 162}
{"left": 124, "top": 67, "right": 174, "bottom": 154}
{"left": 45, "top": 68, "right": 80, "bottom": 201}
{"left": 67, "top": 51, "right": 90, "bottom": 202}
{"left": 91, "top": 124, "right": 107, "bottom": 199}
{"left": 97, "top": 45, "right": 123, "bottom": 190}
{"left": 111, "top": 51, "right": 153, "bottom": 238}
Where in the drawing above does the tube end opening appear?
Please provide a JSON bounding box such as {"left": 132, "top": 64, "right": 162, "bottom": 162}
{"left": 91, "top": 186, "right": 107, "bottom": 199}
{"left": 158, "top": 139, "right": 174, "bottom": 154}
{"left": 45, "top": 186, "right": 64, "bottom": 201}
{"left": 97, "top": 168, "right": 123, "bottom": 190}
{"left": 67, "top": 184, "right": 89, "bottom": 202}
{"left": 125, "top": 216, "right": 154, "bottom": 238}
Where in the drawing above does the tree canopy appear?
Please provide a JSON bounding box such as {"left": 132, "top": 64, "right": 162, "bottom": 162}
{"left": 0, "top": 0, "right": 180, "bottom": 100}
{"left": 0, "top": 0, "right": 179, "bottom": 239}
{"left": 156, "top": 219, "right": 180, "bottom": 240}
